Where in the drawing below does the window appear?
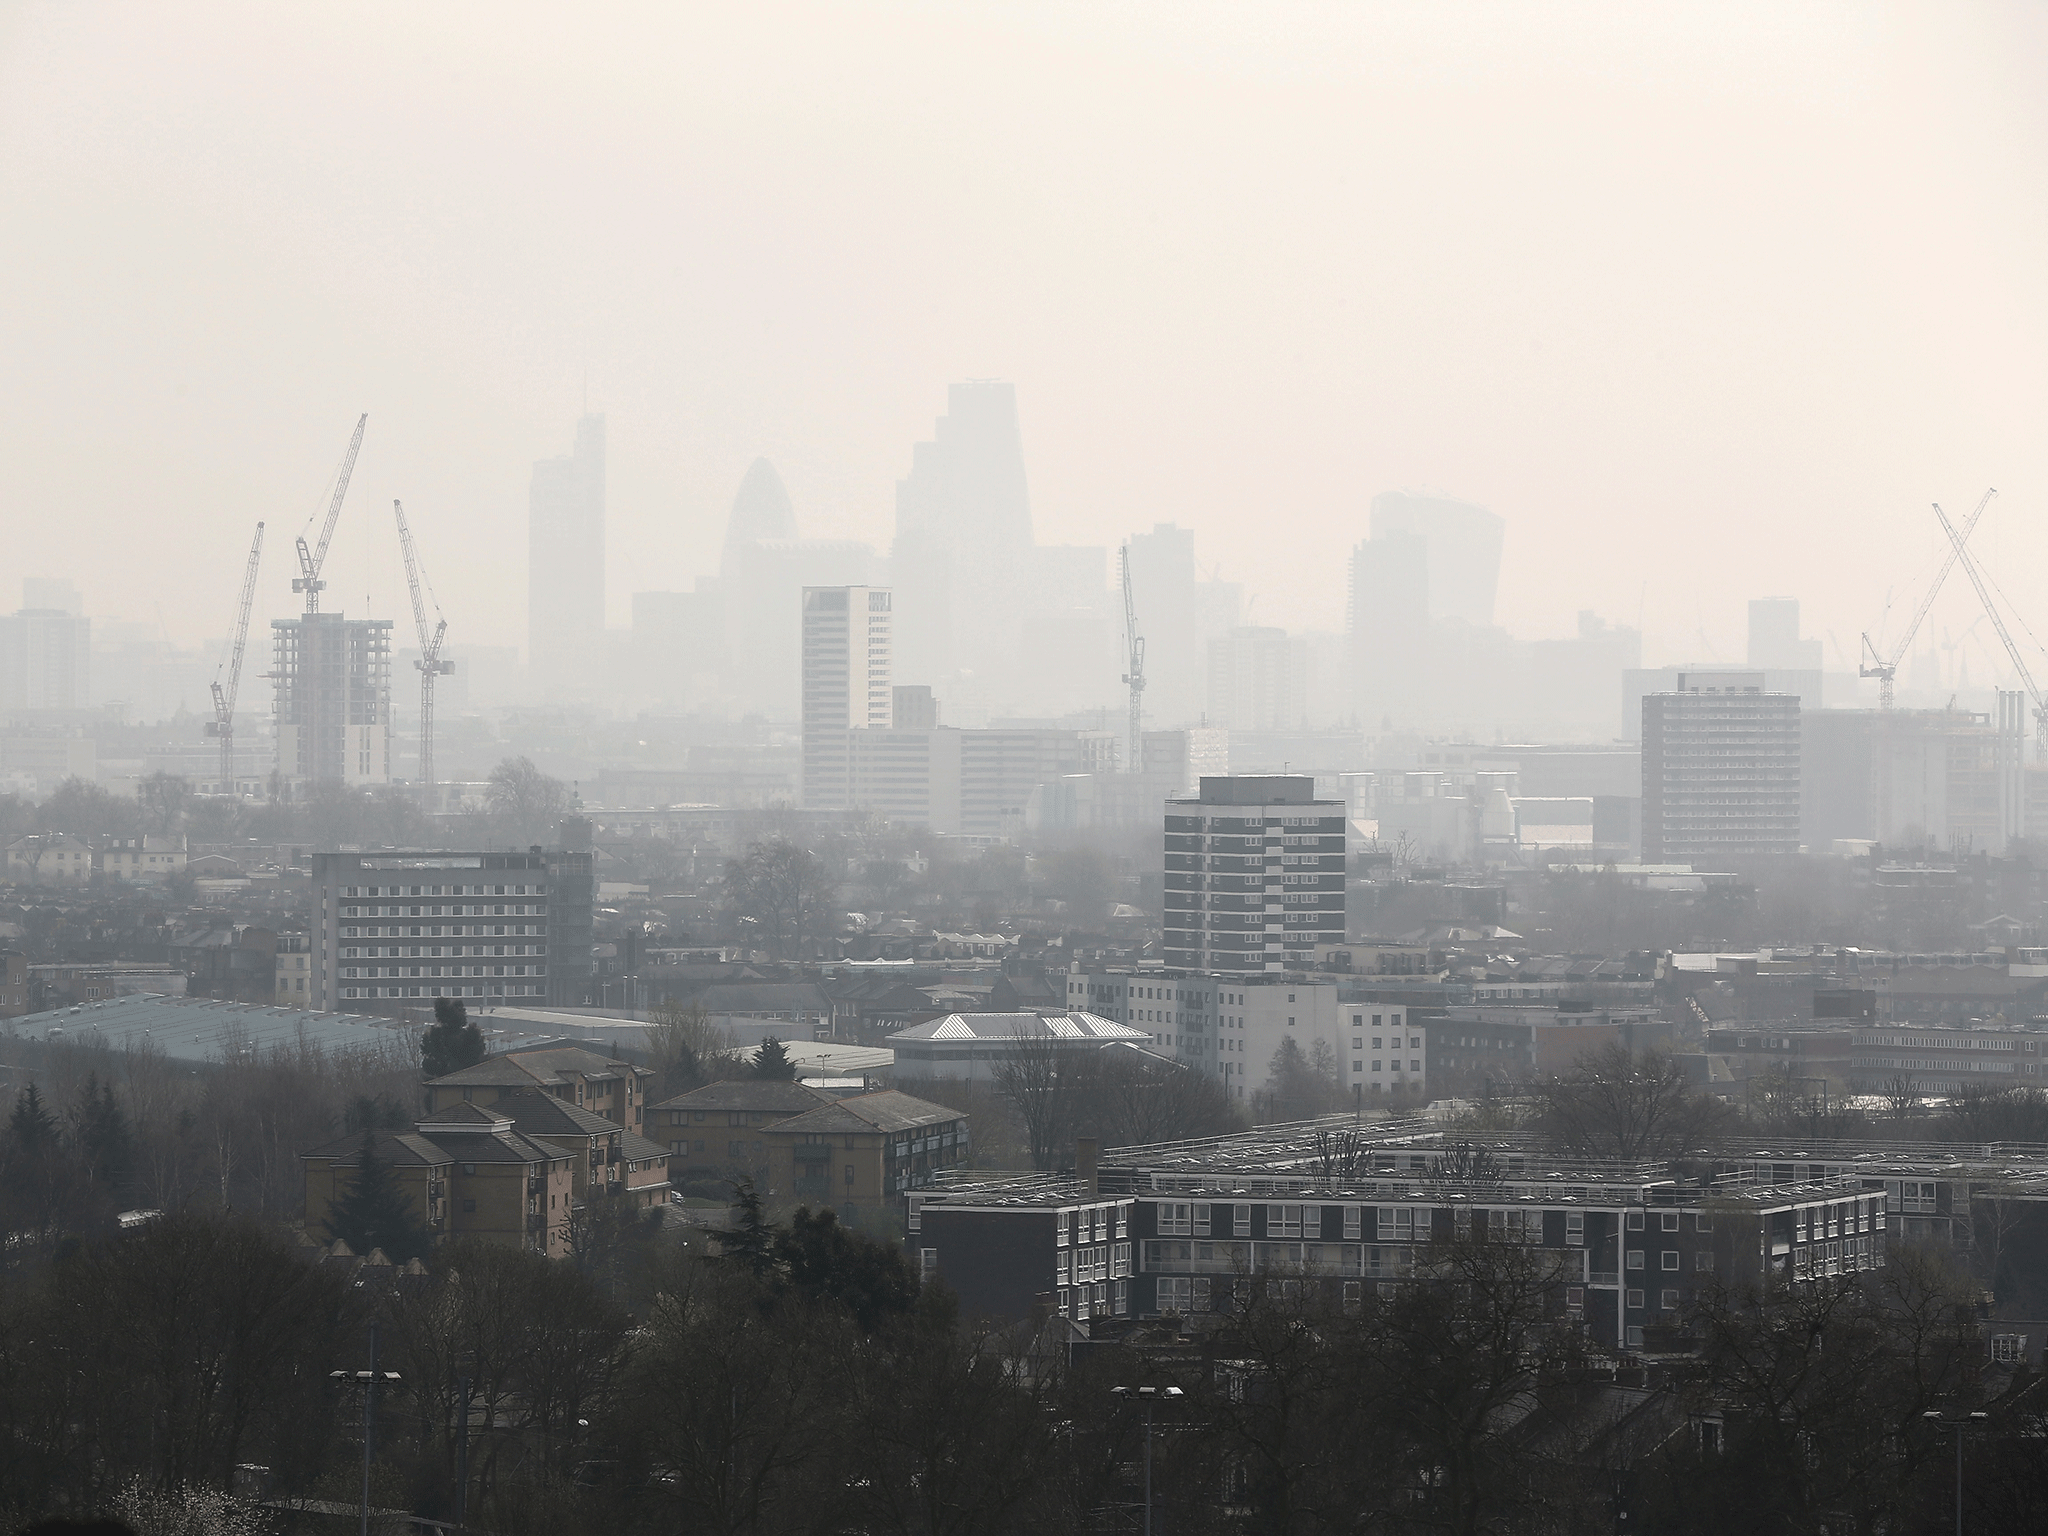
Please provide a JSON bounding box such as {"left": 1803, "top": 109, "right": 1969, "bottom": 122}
{"left": 1267, "top": 1205, "right": 1303, "bottom": 1238}
{"left": 1991, "top": 1334, "right": 2026, "bottom": 1364}
{"left": 1192, "top": 1204, "right": 1210, "bottom": 1237}
{"left": 1565, "top": 1212, "right": 1584, "bottom": 1245}
{"left": 1377, "top": 1207, "right": 1414, "bottom": 1240}
{"left": 1158, "top": 1276, "right": 1192, "bottom": 1314}
{"left": 1662, "top": 1251, "right": 1680, "bottom": 1271}
{"left": 1626, "top": 1289, "right": 1644, "bottom": 1309}
{"left": 461, "top": 1162, "right": 477, "bottom": 1176}
{"left": 1661, "top": 1288, "right": 1680, "bottom": 1311}
{"left": 1627, "top": 1326, "right": 1644, "bottom": 1349}
{"left": 1660, "top": 1212, "right": 1679, "bottom": 1231}
{"left": 1696, "top": 1252, "right": 1715, "bottom": 1271}
{"left": 1233, "top": 1204, "right": 1252, "bottom": 1237}
{"left": 920, "top": 1248, "right": 938, "bottom": 1282}
{"left": 1158, "top": 1203, "right": 1193, "bottom": 1237}
{"left": 462, "top": 1198, "right": 476, "bottom": 1213}
{"left": 1695, "top": 1212, "right": 1713, "bottom": 1232}
{"left": 1344, "top": 1205, "right": 1362, "bottom": 1239}
{"left": 1626, "top": 1212, "right": 1645, "bottom": 1231}
{"left": 1627, "top": 1251, "right": 1645, "bottom": 1270}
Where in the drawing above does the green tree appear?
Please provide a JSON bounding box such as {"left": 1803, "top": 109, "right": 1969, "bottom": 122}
{"left": 323, "top": 1131, "right": 429, "bottom": 1260}
{"left": 421, "top": 997, "right": 485, "bottom": 1079}
{"left": 7, "top": 1083, "right": 59, "bottom": 1151}
{"left": 754, "top": 1036, "right": 796, "bottom": 1081}
{"left": 777, "top": 1206, "right": 920, "bottom": 1334}
{"left": 717, "top": 1178, "right": 779, "bottom": 1282}
{"left": 70, "top": 1073, "right": 134, "bottom": 1185}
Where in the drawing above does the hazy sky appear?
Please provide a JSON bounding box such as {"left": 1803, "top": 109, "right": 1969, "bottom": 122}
{"left": 6, "top": 2, "right": 2048, "bottom": 684}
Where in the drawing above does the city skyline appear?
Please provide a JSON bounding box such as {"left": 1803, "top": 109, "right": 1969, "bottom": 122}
{"left": 5, "top": 5, "right": 2048, "bottom": 676}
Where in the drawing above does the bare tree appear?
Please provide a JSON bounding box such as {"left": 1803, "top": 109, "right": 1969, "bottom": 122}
{"left": 1879, "top": 1072, "right": 1920, "bottom": 1122}
{"left": 486, "top": 756, "right": 571, "bottom": 846}
{"left": 1539, "top": 1044, "right": 1727, "bottom": 1160}
{"left": 991, "top": 1030, "right": 1076, "bottom": 1172}
{"left": 136, "top": 772, "right": 190, "bottom": 838}
{"left": 723, "top": 840, "right": 838, "bottom": 960}
{"left": 645, "top": 998, "right": 739, "bottom": 1098}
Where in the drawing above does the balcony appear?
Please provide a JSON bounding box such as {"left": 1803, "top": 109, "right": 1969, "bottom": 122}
{"left": 793, "top": 1143, "right": 834, "bottom": 1163}
{"left": 794, "top": 1176, "right": 834, "bottom": 1200}
{"left": 527, "top": 1214, "right": 545, "bottom": 1232}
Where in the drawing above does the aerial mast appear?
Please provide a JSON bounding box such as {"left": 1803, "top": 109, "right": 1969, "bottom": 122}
{"left": 392, "top": 500, "right": 452, "bottom": 800}
{"left": 207, "top": 521, "right": 266, "bottom": 796}
{"left": 1120, "top": 544, "right": 1146, "bottom": 775}
{"left": 293, "top": 414, "right": 367, "bottom": 614}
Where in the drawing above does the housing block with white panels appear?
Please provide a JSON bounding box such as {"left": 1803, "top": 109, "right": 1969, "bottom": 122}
{"left": 1164, "top": 775, "right": 1347, "bottom": 973}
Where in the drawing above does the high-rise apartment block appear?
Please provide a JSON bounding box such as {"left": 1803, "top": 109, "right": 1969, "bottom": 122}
{"left": 0, "top": 606, "right": 90, "bottom": 713}
{"left": 1641, "top": 671, "right": 1800, "bottom": 861}
{"left": 271, "top": 613, "right": 392, "bottom": 786}
{"left": 528, "top": 413, "right": 606, "bottom": 684}
{"left": 801, "top": 586, "right": 892, "bottom": 809}
{"left": 309, "top": 843, "right": 595, "bottom": 1013}
{"left": 1164, "top": 776, "right": 1347, "bottom": 973}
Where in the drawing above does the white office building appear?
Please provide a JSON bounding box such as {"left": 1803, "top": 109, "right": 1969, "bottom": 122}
{"left": 802, "top": 585, "right": 892, "bottom": 809}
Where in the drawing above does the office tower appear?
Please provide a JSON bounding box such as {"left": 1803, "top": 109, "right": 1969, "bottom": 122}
{"left": 631, "top": 581, "right": 726, "bottom": 707}
{"left": 1207, "top": 626, "right": 1300, "bottom": 732}
{"left": 1347, "top": 529, "right": 1429, "bottom": 727}
{"left": 892, "top": 685, "right": 940, "bottom": 728}
{"left": 1641, "top": 672, "right": 1800, "bottom": 860}
{"left": 309, "top": 837, "right": 595, "bottom": 1013}
{"left": 1367, "top": 492, "right": 1504, "bottom": 626}
{"left": 271, "top": 614, "right": 393, "bottom": 787}
{"left": 718, "top": 458, "right": 878, "bottom": 715}
{"left": 802, "top": 586, "right": 893, "bottom": 809}
{"left": 1163, "top": 775, "right": 1347, "bottom": 973}
{"left": 891, "top": 382, "right": 1034, "bottom": 688}
{"left": 528, "top": 413, "right": 606, "bottom": 686}
{"left": 1748, "top": 598, "right": 1824, "bottom": 671}
{"left": 0, "top": 602, "right": 90, "bottom": 713}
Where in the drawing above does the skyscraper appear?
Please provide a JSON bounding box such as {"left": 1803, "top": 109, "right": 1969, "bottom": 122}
{"left": 1163, "top": 775, "right": 1347, "bottom": 973}
{"left": 528, "top": 414, "right": 606, "bottom": 686}
{"left": 1367, "top": 492, "right": 1504, "bottom": 626}
{"left": 801, "top": 586, "right": 893, "bottom": 809}
{"left": 271, "top": 613, "right": 392, "bottom": 787}
{"left": 0, "top": 588, "right": 90, "bottom": 713}
{"left": 892, "top": 381, "right": 1033, "bottom": 687}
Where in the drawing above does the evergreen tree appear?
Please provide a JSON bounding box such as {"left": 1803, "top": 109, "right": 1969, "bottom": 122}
{"left": 6, "top": 1082, "right": 58, "bottom": 1151}
{"left": 421, "top": 996, "right": 485, "bottom": 1079}
{"left": 716, "top": 1177, "right": 780, "bottom": 1281}
{"left": 776, "top": 1206, "right": 920, "bottom": 1333}
{"left": 754, "top": 1036, "right": 796, "bottom": 1081}
{"left": 70, "top": 1073, "right": 134, "bottom": 1184}
{"left": 323, "top": 1130, "right": 429, "bottom": 1260}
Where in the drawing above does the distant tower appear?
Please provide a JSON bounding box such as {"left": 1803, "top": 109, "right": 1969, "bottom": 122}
{"left": 527, "top": 414, "right": 606, "bottom": 687}
{"left": 891, "top": 382, "right": 1033, "bottom": 686}
{"left": 801, "top": 586, "right": 893, "bottom": 809}
{"left": 1367, "top": 492, "right": 1504, "bottom": 627}
{"left": 271, "top": 613, "right": 393, "bottom": 788}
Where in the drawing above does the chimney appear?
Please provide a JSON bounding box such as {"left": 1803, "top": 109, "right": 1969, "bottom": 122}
{"left": 1075, "top": 1135, "right": 1100, "bottom": 1197}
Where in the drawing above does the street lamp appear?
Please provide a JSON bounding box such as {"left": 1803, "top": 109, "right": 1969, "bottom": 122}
{"left": 1111, "top": 1385, "right": 1183, "bottom": 1536}
{"left": 331, "top": 1319, "right": 402, "bottom": 1536}
{"left": 1922, "top": 1409, "right": 1989, "bottom": 1536}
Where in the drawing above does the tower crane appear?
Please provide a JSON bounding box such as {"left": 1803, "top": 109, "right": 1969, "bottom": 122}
{"left": 1120, "top": 544, "right": 1145, "bottom": 775}
{"left": 1933, "top": 499, "right": 2048, "bottom": 755}
{"left": 392, "top": 499, "right": 453, "bottom": 798}
{"left": 207, "top": 521, "right": 265, "bottom": 795}
{"left": 1858, "top": 488, "right": 1995, "bottom": 707}
{"left": 293, "top": 414, "right": 367, "bottom": 614}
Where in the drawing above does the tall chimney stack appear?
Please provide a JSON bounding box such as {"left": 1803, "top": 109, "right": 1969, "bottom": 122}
{"left": 1075, "top": 1135, "right": 1100, "bottom": 1197}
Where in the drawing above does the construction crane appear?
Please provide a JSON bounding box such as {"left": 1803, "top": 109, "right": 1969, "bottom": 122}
{"left": 1119, "top": 543, "right": 1145, "bottom": 775}
{"left": 206, "top": 521, "right": 266, "bottom": 795}
{"left": 1859, "top": 487, "right": 1995, "bottom": 707}
{"left": 392, "top": 499, "right": 453, "bottom": 798}
{"left": 1934, "top": 499, "right": 2048, "bottom": 755}
{"left": 293, "top": 413, "right": 367, "bottom": 614}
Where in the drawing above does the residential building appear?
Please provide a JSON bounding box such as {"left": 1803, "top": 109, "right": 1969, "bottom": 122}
{"left": 308, "top": 844, "right": 595, "bottom": 1012}
{"left": 4, "top": 833, "right": 92, "bottom": 885}
{"left": 275, "top": 931, "right": 312, "bottom": 1005}
{"left": 1426, "top": 1005, "right": 1671, "bottom": 1092}
{"left": 649, "top": 1079, "right": 834, "bottom": 1189}
{"left": 1641, "top": 672, "right": 1800, "bottom": 860}
{"left": 1164, "top": 775, "right": 1347, "bottom": 973}
{"left": 0, "top": 605, "right": 90, "bottom": 712}
{"left": 910, "top": 1187, "right": 1136, "bottom": 1325}
{"left": 28, "top": 962, "right": 187, "bottom": 1006}
{"left": 423, "top": 1042, "right": 655, "bottom": 1138}
{"left": 271, "top": 613, "right": 393, "bottom": 787}
{"left": 95, "top": 835, "right": 188, "bottom": 883}
{"left": 892, "top": 685, "right": 940, "bottom": 728}
{"left": 0, "top": 951, "right": 28, "bottom": 1018}
{"left": 301, "top": 1102, "right": 578, "bottom": 1258}
{"left": 801, "top": 585, "right": 892, "bottom": 810}
{"left": 484, "top": 1087, "right": 671, "bottom": 1210}
{"left": 847, "top": 726, "right": 962, "bottom": 832}
{"left": 528, "top": 413, "right": 606, "bottom": 688}
{"left": 759, "top": 1089, "right": 969, "bottom": 1208}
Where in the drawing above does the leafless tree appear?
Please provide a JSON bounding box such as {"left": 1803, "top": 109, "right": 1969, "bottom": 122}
{"left": 1539, "top": 1043, "right": 1728, "bottom": 1160}
{"left": 723, "top": 840, "right": 838, "bottom": 960}
{"left": 485, "top": 756, "right": 571, "bottom": 846}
